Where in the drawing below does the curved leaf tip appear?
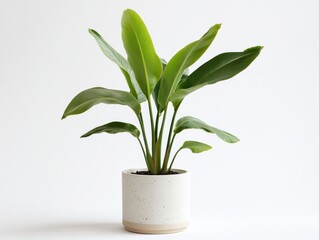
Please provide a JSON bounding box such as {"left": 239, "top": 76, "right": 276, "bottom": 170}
{"left": 181, "top": 141, "right": 212, "bottom": 153}
{"left": 121, "top": 8, "right": 162, "bottom": 98}
{"left": 62, "top": 87, "right": 141, "bottom": 119}
{"left": 81, "top": 121, "right": 140, "bottom": 138}
{"left": 245, "top": 46, "right": 263, "bottom": 53}
{"left": 211, "top": 23, "right": 221, "bottom": 30}
{"left": 158, "top": 23, "right": 221, "bottom": 108}
{"left": 174, "top": 116, "right": 240, "bottom": 143}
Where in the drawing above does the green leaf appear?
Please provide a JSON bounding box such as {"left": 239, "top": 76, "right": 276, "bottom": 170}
{"left": 88, "top": 29, "right": 146, "bottom": 102}
{"left": 174, "top": 116, "right": 239, "bottom": 143}
{"left": 121, "top": 9, "right": 162, "bottom": 98}
{"left": 158, "top": 24, "right": 221, "bottom": 108}
{"left": 152, "top": 59, "right": 167, "bottom": 112}
{"left": 171, "top": 46, "right": 263, "bottom": 107}
{"left": 180, "top": 140, "right": 212, "bottom": 153}
{"left": 152, "top": 59, "right": 189, "bottom": 112}
{"left": 81, "top": 121, "right": 140, "bottom": 138}
{"left": 62, "top": 87, "right": 141, "bottom": 119}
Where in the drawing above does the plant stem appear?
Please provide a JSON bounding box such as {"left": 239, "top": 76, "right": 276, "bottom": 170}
{"left": 147, "top": 98, "right": 156, "bottom": 168}
{"left": 156, "top": 107, "right": 168, "bottom": 171}
{"left": 161, "top": 133, "right": 176, "bottom": 173}
{"left": 137, "top": 137, "right": 148, "bottom": 167}
{"left": 154, "top": 111, "right": 161, "bottom": 173}
{"left": 137, "top": 137, "right": 146, "bottom": 158}
{"left": 161, "top": 104, "right": 180, "bottom": 173}
{"left": 138, "top": 114, "right": 150, "bottom": 154}
{"left": 138, "top": 113, "right": 155, "bottom": 173}
{"left": 154, "top": 111, "right": 160, "bottom": 142}
{"left": 168, "top": 147, "right": 181, "bottom": 172}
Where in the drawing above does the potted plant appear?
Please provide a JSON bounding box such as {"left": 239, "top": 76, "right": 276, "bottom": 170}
{"left": 62, "top": 9, "right": 262, "bottom": 234}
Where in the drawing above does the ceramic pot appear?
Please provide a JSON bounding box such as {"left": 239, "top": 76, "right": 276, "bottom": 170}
{"left": 122, "top": 168, "right": 190, "bottom": 234}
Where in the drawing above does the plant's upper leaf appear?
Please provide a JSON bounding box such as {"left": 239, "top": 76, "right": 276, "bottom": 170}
{"left": 88, "top": 29, "right": 146, "bottom": 102}
{"left": 62, "top": 87, "right": 141, "bottom": 118}
{"left": 152, "top": 58, "right": 190, "bottom": 112}
{"left": 81, "top": 121, "right": 140, "bottom": 138}
{"left": 180, "top": 140, "right": 212, "bottom": 153}
{"left": 152, "top": 59, "right": 167, "bottom": 112}
{"left": 158, "top": 24, "right": 221, "bottom": 108}
{"left": 174, "top": 116, "right": 239, "bottom": 143}
{"left": 121, "top": 9, "right": 162, "bottom": 98}
{"left": 152, "top": 80, "right": 161, "bottom": 112}
{"left": 171, "top": 46, "right": 263, "bottom": 107}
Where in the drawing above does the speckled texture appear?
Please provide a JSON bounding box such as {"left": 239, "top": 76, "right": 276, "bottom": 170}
{"left": 122, "top": 168, "right": 190, "bottom": 232}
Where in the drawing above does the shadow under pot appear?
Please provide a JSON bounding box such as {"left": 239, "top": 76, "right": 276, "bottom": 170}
{"left": 122, "top": 169, "right": 190, "bottom": 234}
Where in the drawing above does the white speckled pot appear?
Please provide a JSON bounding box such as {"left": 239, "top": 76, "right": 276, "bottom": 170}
{"left": 122, "top": 168, "right": 190, "bottom": 234}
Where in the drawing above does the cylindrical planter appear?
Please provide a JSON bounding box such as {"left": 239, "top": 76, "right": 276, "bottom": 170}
{"left": 122, "top": 168, "right": 190, "bottom": 234}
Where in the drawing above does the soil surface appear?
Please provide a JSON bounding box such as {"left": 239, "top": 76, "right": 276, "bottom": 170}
{"left": 133, "top": 170, "right": 179, "bottom": 175}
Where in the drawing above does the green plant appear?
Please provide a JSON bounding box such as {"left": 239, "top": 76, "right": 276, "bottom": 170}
{"left": 62, "top": 9, "right": 262, "bottom": 174}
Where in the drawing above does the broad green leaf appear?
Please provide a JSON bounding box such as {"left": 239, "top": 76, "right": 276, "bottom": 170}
{"left": 121, "top": 9, "right": 162, "bottom": 98}
{"left": 180, "top": 140, "right": 212, "bottom": 153}
{"left": 152, "top": 59, "right": 167, "bottom": 112}
{"left": 152, "top": 80, "right": 161, "bottom": 112}
{"left": 158, "top": 24, "right": 221, "bottom": 108}
{"left": 174, "top": 116, "right": 239, "bottom": 143}
{"left": 171, "top": 46, "right": 263, "bottom": 107}
{"left": 81, "top": 121, "right": 140, "bottom": 138}
{"left": 62, "top": 87, "right": 141, "bottom": 118}
{"left": 88, "top": 29, "right": 146, "bottom": 102}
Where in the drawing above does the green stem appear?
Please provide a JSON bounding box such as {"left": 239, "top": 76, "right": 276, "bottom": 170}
{"left": 161, "top": 104, "right": 180, "bottom": 173}
{"left": 137, "top": 137, "right": 148, "bottom": 168}
{"left": 168, "top": 147, "right": 182, "bottom": 172}
{"left": 153, "top": 110, "right": 161, "bottom": 174}
{"left": 138, "top": 114, "right": 155, "bottom": 173}
{"left": 154, "top": 111, "right": 160, "bottom": 142}
{"left": 161, "top": 133, "right": 176, "bottom": 173}
{"left": 156, "top": 107, "right": 168, "bottom": 171}
{"left": 147, "top": 98, "right": 156, "bottom": 167}
{"left": 137, "top": 137, "right": 146, "bottom": 159}
{"left": 138, "top": 114, "right": 150, "bottom": 155}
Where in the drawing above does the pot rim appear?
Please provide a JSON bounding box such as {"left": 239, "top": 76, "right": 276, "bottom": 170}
{"left": 122, "top": 168, "right": 188, "bottom": 177}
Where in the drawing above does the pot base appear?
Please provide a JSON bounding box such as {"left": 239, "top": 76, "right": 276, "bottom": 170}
{"left": 123, "top": 220, "right": 188, "bottom": 234}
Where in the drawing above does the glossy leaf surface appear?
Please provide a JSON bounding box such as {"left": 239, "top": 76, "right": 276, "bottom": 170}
{"left": 121, "top": 9, "right": 162, "bottom": 98}
{"left": 180, "top": 140, "right": 212, "bottom": 153}
{"left": 89, "top": 29, "right": 146, "bottom": 102}
{"left": 152, "top": 59, "right": 167, "bottom": 111}
{"left": 62, "top": 87, "right": 141, "bottom": 118}
{"left": 81, "top": 121, "right": 140, "bottom": 138}
{"left": 158, "top": 24, "right": 221, "bottom": 108}
{"left": 174, "top": 116, "right": 239, "bottom": 143}
{"left": 171, "top": 46, "right": 263, "bottom": 107}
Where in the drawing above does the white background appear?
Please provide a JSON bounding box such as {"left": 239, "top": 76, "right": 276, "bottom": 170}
{"left": 1, "top": 0, "right": 318, "bottom": 239}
